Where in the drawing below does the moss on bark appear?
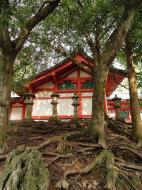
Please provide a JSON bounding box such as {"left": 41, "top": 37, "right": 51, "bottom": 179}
{"left": 0, "top": 146, "right": 49, "bottom": 190}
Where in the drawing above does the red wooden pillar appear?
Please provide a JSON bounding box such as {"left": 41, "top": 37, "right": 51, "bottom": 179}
{"left": 77, "top": 69, "right": 82, "bottom": 118}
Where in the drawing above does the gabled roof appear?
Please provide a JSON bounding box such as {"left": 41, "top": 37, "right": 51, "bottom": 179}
{"left": 26, "top": 53, "right": 91, "bottom": 88}
{"left": 26, "top": 52, "right": 127, "bottom": 96}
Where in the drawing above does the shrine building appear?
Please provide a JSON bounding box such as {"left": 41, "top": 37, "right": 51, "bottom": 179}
{"left": 10, "top": 53, "right": 132, "bottom": 121}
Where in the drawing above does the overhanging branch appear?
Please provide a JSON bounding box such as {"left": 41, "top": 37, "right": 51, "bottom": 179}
{"left": 101, "top": 5, "right": 136, "bottom": 66}
{"left": 13, "top": 0, "right": 60, "bottom": 54}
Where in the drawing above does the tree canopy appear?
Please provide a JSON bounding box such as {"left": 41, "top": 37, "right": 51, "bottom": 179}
{"left": 12, "top": 0, "right": 142, "bottom": 90}
{"left": 0, "top": 0, "right": 61, "bottom": 90}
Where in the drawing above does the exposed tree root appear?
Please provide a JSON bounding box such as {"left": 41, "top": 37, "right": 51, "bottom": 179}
{"left": 63, "top": 149, "right": 142, "bottom": 190}
{"left": 115, "top": 159, "right": 142, "bottom": 171}
{"left": 0, "top": 146, "right": 49, "bottom": 190}
{"left": 64, "top": 150, "right": 118, "bottom": 190}
{"left": 119, "top": 146, "right": 142, "bottom": 160}
{"left": 46, "top": 154, "right": 72, "bottom": 167}
{"left": 29, "top": 136, "right": 45, "bottom": 141}
{"left": 33, "top": 139, "right": 53, "bottom": 150}
{"left": 0, "top": 142, "right": 8, "bottom": 154}
{"left": 31, "top": 131, "right": 81, "bottom": 151}
{"left": 0, "top": 155, "right": 7, "bottom": 161}
{"left": 1, "top": 120, "right": 142, "bottom": 190}
{"left": 56, "top": 136, "right": 73, "bottom": 155}
{"left": 75, "top": 147, "right": 96, "bottom": 154}
{"left": 108, "top": 119, "right": 131, "bottom": 137}
{"left": 118, "top": 171, "right": 138, "bottom": 190}
{"left": 75, "top": 142, "right": 101, "bottom": 148}
{"left": 64, "top": 151, "right": 104, "bottom": 178}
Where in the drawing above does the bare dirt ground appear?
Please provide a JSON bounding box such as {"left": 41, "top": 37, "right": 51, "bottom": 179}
{"left": 0, "top": 119, "right": 142, "bottom": 190}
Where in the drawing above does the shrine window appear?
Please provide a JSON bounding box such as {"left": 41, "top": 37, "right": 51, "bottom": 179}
{"left": 82, "top": 80, "right": 93, "bottom": 89}
{"left": 58, "top": 81, "right": 76, "bottom": 90}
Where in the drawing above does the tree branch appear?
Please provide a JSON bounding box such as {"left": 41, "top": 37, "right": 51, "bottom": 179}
{"left": 101, "top": 5, "right": 136, "bottom": 66}
{"left": 0, "top": 1, "right": 12, "bottom": 52}
{"left": 94, "top": 25, "right": 101, "bottom": 64}
{"left": 55, "top": 44, "right": 93, "bottom": 74}
{"left": 84, "top": 33, "right": 96, "bottom": 61}
{"left": 13, "top": 0, "right": 60, "bottom": 54}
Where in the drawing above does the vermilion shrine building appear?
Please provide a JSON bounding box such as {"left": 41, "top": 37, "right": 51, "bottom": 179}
{"left": 10, "top": 53, "right": 141, "bottom": 121}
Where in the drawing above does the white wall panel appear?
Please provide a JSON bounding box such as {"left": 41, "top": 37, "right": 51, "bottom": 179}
{"left": 58, "top": 99, "right": 74, "bottom": 116}
{"left": 67, "top": 71, "right": 77, "bottom": 77}
{"left": 32, "top": 99, "right": 52, "bottom": 116}
{"left": 10, "top": 107, "right": 22, "bottom": 120}
{"left": 81, "top": 92, "right": 93, "bottom": 97}
{"left": 80, "top": 70, "right": 90, "bottom": 77}
{"left": 59, "top": 93, "right": 74, "bottom": 97}
{"left": 108, "top": 110, "right": 115, "bottom": 119}
{"left": 82, "top": 98, "right": 92, "bottom": 115}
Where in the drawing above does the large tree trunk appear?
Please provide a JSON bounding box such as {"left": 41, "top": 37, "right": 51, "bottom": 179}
{"left": 126, "top": 39, "right": 142, "bottom": 146}
{"left": 86, "top": 5, "right": 136, "bottom": 148}
{"left": 89, "top": 65, "right": 109, "bottom": 148}
{"left": 0, "top": 51, "right": 14, "bottom": 151}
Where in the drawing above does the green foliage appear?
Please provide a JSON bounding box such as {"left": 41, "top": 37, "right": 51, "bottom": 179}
{"left": 0, "top": 0, "right": 11, "bottom": 25}
{"left": 43, "top": 0, "right": 123, "bottom": 53}
{"left": 0, "top": 1, "right": 61, "bottom": 91}
{"left": 117, "top": 8, "right": 142, "bottom": 89}
{"left": 2, "top": 0, "right": 141, "bottom": 91}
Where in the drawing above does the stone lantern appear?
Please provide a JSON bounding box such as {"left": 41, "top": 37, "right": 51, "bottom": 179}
{"left": 72, "top": 93, "right": 79, "bottom": 119}
{"left": 50, "top": 92, "right": 60, "bottom": 120}
{"left": 113, "top": 95, "right": 121, "bottom": 120}
{"left": 22, "top": 93, "right": 35, "bottom": 120}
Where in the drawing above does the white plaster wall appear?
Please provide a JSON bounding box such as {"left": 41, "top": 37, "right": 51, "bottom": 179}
{"left": 35, "top": 91, "right": 53, "bottom": 98}
{"left": 59, "top": 93, "right": 74, "bottom": 97}
{"left": 58, "top": 98, "right": 74, "bottom": 116}
{"left": 67, "top": 71, "right": 77, "bottom": 77}
{"left": 82, "top": 98, "right": 92, "bottom": 115}
{"left": 32, "top": 99, "right": 52, "bottom": 116}
{"left": 10, "top": 107, "right": 22, "bottom": 120}
{"left": 81, "top": 92, "right": 93, "bottom": 97}
{"left": 80, "top": 70, "right": 90, "bottom": 77}
{"left": 108, "top": 110, "right": 115, "bottom": 119}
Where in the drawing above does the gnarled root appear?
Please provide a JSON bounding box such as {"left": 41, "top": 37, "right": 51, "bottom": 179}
{"left": 0, "top": 146, "right": 50, "bottom": 190}
{"left": 56, "top": 136, "right": 73, "bottom": 155}
{"left": 64, "top": 149, "right": 142, "bottom": 189}
{"left": 65, "top": 150, "right": 118, "bottom": 190}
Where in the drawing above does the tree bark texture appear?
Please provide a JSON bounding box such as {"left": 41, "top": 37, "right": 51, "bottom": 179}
{"left": 0, "top": 51, "right": 14, "bottom": 150}
{"left": 0, "top": 146, "right": 50, "bottom": 190}
{"left": 126, "top": 39, "right": 142, "bottom": 145}
{"left": 89, "top": 65, "right": 109, "bottom": 147}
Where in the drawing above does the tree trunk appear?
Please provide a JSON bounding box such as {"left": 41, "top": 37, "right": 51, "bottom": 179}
{"left": 126, "top": 39, "right": 142, "bottom": 146}
{"left": 0, "top": 51, "right": 14, "bottom": 151}
{"left": 89, "top": 65, "right": 109, "bottom": 148}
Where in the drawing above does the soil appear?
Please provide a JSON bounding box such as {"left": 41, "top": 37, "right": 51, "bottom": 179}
{"left": 0, "top": 119, "right": 142, "bottom": 190}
